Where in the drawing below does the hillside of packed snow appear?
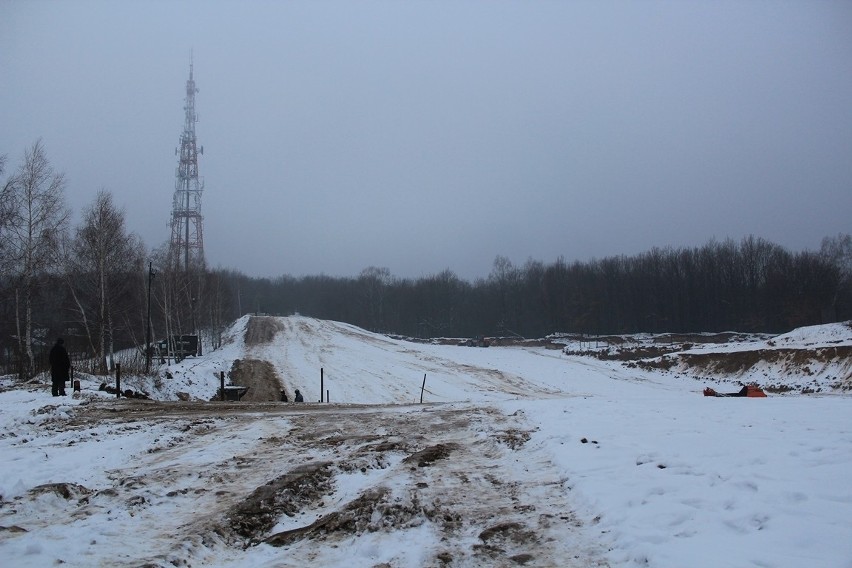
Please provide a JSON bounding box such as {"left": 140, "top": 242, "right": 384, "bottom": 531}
{"left": 1, "top": 316, "right": 850, "bottom": 567}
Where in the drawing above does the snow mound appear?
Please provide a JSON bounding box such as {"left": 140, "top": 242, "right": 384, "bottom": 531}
{"left": 770, "top": 321, "right": 852, "bottom": 347}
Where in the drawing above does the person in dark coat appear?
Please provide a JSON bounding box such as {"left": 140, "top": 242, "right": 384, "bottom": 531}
{"left": 49, "top": 338, "right": 71, "bottom": 396}
{"left": 294, "top": 389, "right": 304, "bottom": 403}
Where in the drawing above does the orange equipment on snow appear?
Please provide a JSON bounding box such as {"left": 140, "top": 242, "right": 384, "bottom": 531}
{"left": 703, "top": 385, "right": 767, "bottom": 397}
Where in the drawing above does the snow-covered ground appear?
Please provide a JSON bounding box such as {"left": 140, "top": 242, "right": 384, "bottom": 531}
{"left": 1, "top": 316, "right": 850, "bottom": 567}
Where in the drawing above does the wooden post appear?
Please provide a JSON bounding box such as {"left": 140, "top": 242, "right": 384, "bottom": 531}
{"left": 220, "top": 371, "right": 225, "bottom": 401}
{"left": 115, "top": 363, "right": 121, "bottom": 398}
{"left": 420, "top": 373, "right": 426, "bottom": 403}
{"left": 320, "top": 368, "right": 324, "bottom": 403}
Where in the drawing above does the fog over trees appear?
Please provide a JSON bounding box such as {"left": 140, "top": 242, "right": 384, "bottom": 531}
{"left": 1, "top": 142, "right": 850, "bottom": 379}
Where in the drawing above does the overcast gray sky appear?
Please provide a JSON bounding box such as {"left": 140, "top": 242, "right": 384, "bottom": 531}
{"left": 2, "top": 1, "right": 851, "bottom": 280}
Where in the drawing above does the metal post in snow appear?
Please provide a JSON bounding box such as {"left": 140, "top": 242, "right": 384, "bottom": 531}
{"left": 320, "top": 368, "right": 324, "bottom": 403}
{"left": 326, "top": 389, "right": 329, "bottom": 403}
{"left": 220, "top": 371, "right": 225, "bottom": 401}
{"left": 420, "top": 374, "right": 426, "bottom": 403}
{"left": 115, "top": 363, "right": 121, "bottom": 398}
{"left": 145, "top": 261, "right": 154, "bottom": 374}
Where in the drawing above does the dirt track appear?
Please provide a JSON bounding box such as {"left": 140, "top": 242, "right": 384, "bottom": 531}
{"left": 244, "top": 315, "right": 284, "bottom": 346}
{"left": 229, "top": 359, "right": 283, "bottom": 402}
{"left": 227, "top": 317, "right": 288, "bottom": 402}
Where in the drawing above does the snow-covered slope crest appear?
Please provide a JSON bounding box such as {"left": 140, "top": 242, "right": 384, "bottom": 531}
{"left": 237, "top": 315, "right": 570, "bottom": 404}
{"left": 770, "top": 321, "right": 852, "bottom": 347}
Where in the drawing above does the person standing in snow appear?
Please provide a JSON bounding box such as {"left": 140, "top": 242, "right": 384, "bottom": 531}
{"left": 294, "top": 389, "right": 304, "bottom": 402}
{"left": 49, "top": 338, "right": 71, "bottom": 396}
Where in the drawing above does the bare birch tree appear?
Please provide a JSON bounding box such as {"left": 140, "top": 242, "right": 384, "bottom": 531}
{"left": 70, "top": 190, "right": 144, "bottom": 374}
{"left": 2, "top": 141, "right": 69, "bottom": 378}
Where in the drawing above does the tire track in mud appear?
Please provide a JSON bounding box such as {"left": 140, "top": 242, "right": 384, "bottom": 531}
{"left": 168, "top": 404, "right": 607, "bottom": 567}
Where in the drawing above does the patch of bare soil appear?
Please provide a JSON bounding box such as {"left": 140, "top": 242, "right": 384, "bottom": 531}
{"left": 556, "top": 331, "right": 756, "bottom": 348}
{"left": 244, "top": 316, "right": 284, "bottom": 346}
{"left": 566, "top": 345, "right": 683, "bottom": 361}
{"left": 647, "top": 332, "right": 756, "bottom": 344}
{"left": 402, "top": 443, "right": 456, "bottom": 467}
{"left": 228, "top": 358, "right": 284, "bottom": 402}
{"left": 485, "top": 338, "right": 567, "bottom": 350}
{"left": 228, "top": 461, "right": 334, "bottom": 540}
{"left": 262, "top": 486, "right": 397, "bottom": 548}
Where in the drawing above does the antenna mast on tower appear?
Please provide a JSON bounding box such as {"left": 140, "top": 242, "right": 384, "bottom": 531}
{"left": 169, "top": 54, "right": 205, "bottom": 271}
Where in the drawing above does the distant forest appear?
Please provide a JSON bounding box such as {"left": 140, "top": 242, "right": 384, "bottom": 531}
{"left": 229, "top": 235, "right": 852, "bottom": 339}
{"left": 2, "top": 142, "right": 850, "bottom": 378}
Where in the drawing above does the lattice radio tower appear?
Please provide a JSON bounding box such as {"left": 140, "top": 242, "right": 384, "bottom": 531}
{"left": 169, "top": 56, "right": 205, "bottom": 271}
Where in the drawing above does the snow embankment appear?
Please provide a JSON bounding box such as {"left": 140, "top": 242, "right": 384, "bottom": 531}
{"left": 628, "top": 322, "right": 852, "bottom": 394}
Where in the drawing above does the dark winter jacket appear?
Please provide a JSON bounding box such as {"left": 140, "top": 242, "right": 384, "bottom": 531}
{"left": 294, "top": 390, "right": 304, "bottom": 403}
{"left": 49, "top": 340, "right": 71, "bottom": 381}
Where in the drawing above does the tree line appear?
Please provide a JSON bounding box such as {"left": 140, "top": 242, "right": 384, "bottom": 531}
{"left": 2, "top": 141, "right": 850, "bottom": 379}
{"left": 232, "top": 236, "right": 851, "bottom": 340}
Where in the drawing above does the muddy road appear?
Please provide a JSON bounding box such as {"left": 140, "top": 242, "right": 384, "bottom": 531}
{"left": 7, "top": 398, "right": 608, "bottom": 567}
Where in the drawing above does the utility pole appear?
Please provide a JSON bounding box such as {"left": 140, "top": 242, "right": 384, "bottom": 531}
{"left": 145, "top": 261, "right": 155, "bottom": 374}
